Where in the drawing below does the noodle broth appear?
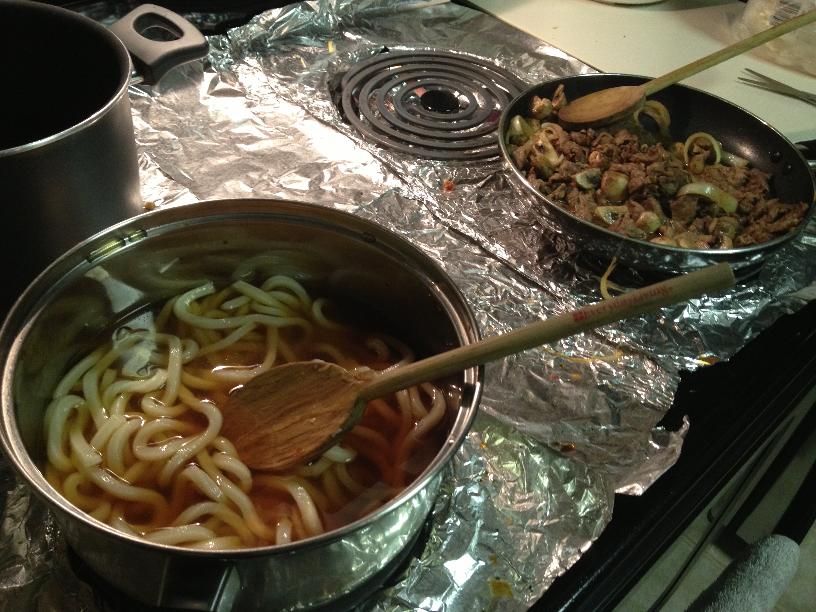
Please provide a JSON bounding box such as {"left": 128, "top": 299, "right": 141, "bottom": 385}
{"left": 42, "top": 273, "right": 451, "bottom": 550}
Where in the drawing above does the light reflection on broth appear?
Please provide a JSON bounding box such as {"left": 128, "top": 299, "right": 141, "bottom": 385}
{"left": 42, "top": 274, "right": 450, "bottom": 549}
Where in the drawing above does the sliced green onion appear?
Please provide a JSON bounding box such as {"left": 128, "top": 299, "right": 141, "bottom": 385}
{"left": 636, "top": 211, "right": 662, "bottom": 234}
{"left": 721, "top": 150, "right": 749, "bottom": 168}
{"left": 712, "top": 216, "right": 740, "bottom": 238}
{"left": 530, "top": 95, "right": 553, "bottom": 120}
{"left": 683, "top": 132, "right": 722, "bottom": 167}
{"left": 677, "top": 181, "right": 738, "bottom": 213}
{"left": 600, "top": 170, "right": 629, "bottom": 202}
{"left": 530, "top": 131, "right": 563, "bottom": 172}
{"left": 594, "top": 205, "right": 629, "bottom": 225}
{"left": 506, "top": 115, "right": 538, "bottom": 145}
{"left": 574, "top": 168, "right": 601, "bottom": 190}
{"left": 540, "top": 122, "right": 565, "bottom": 143}
{"left": 532, "top": 154, "right": 557, "bottom": 176}
{"left": 633, "top": 100, "right": 671, "bottom": 136}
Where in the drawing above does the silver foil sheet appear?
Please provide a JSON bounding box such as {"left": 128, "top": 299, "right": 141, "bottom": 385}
{"left": 2, "top": 1, "right": 815, "bottom": 610}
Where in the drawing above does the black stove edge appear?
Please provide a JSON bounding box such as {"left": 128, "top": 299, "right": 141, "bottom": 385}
{"left": 535, "top": 297, "right": 816, "bottom": 612}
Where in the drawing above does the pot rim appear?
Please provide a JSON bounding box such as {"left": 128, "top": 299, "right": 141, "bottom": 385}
{"left": 0, "top": 198, "right": 483, "bottom": 558}
{"left": 0, "top": 0, "right": 132, "bottom": 158}
{"left": 498, "top": 72, "right": 816, "bottom": 263}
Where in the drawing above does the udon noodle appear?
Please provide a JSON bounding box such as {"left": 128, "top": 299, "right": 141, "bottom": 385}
{"left": 43, "top": 273, "right": 450, "bottom": 550}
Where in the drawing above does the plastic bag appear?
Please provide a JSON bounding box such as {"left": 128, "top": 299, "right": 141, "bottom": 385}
{"left": 735, "top": 0, "right": 816, "bottom": 76}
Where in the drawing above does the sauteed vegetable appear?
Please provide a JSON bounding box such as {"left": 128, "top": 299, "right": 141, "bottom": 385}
{"left": 507, "top": 85, "right": 809, "bottom": 249}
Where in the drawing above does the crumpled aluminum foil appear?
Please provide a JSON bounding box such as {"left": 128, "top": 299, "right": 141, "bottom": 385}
{"left": 2, "top": 1, "right": 814, "bottom": 611}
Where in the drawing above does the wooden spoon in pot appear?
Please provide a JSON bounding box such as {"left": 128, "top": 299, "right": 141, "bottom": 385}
{"left": 557, "top": 9, "right": 816, "bottom": 128}
{"left": 221, "top": 263, "right": 735, "bottom": 472}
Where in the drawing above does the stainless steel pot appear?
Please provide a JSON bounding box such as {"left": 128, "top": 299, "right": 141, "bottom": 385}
{"left": 0, "top": 1, "right": 207, "bottom": 312}
{"left": 499, "top": 74, "right": 816, "bottom": 277}
{"left": 0, "top": 199, "right": 482, "bottom": 610}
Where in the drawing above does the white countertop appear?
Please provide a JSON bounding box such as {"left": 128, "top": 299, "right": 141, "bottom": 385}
{"left": 470, "top": 0, "right": 816, "bottom": 143}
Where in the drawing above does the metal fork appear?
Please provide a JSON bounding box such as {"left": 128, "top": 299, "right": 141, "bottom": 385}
{"left": 737, "top": 68, "right": 816, "bottom": 107}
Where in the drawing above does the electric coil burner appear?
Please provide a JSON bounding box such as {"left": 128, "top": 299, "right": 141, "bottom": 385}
{"left": 337, "top": 50, "right": 526, "bottom": 160}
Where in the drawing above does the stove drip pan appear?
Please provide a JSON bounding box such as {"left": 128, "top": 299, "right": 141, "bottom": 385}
{"left": 335, "top": 49, "right": 526, "bottom": 160}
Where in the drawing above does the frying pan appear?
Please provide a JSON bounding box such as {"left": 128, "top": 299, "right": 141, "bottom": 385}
{"left": 498, "top": 74, "right": 816, "bottom": 276}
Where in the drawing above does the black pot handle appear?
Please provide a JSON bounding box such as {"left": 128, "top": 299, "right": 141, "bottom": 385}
{"left": 110, "top": 4, "right": 208, "bottom": 86}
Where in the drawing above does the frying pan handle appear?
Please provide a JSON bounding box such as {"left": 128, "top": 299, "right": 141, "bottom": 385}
{"left": 110, "top": 4, "right": 208, "bottom": 86}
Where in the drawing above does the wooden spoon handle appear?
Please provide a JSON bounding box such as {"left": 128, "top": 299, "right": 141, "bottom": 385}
{"left": 644, "top": 9, "right": 816, "bottom": 96}
{"left": 359, "top": 263, "right": 735, "bottom": 400}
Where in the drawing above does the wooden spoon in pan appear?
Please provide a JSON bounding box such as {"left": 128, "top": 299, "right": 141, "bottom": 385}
{"left": 221, "top": 262, "right": 735, "bottom": 472}
{"left": 557, "top": 9, "right": 816, "bottom": 128}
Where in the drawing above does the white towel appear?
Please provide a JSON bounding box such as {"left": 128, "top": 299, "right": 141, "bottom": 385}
{"left": 687, "top": 534, "right": 800, "bottom": 612}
